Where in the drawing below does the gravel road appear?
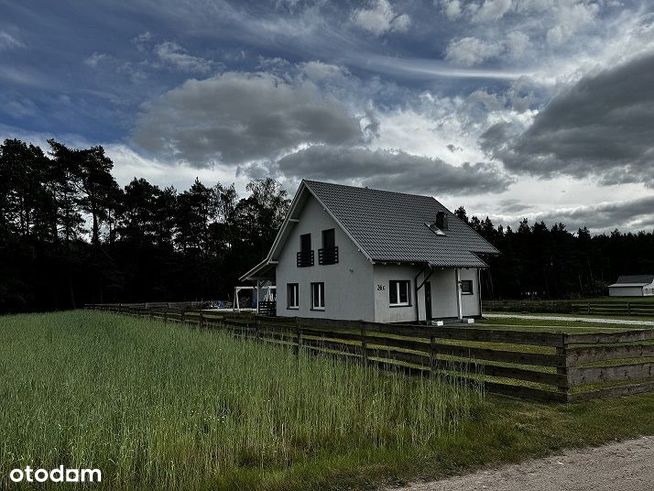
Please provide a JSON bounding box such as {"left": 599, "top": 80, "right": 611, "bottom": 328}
{"left": 390, "top": 436, "right": 654, "bottom": 491}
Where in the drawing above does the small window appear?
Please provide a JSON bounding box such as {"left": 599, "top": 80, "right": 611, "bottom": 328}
{"left": 311, "top": 282, "right": 325, "bottom": 310}
{"left": 287, "top": 283, "right": 299, "bottom": 309}
{"left": 389, "top": 280, "right": 411, "bottom": 307}
{"left": 460, "top": 280, "right": 473, "bottom": 295}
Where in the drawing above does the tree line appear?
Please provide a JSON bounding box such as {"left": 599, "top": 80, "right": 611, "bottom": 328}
{"left": 0, "top": 138, "right": 289, "bottom": 312}
{"left": 2, "top": 137, "right": 653, "bottom": 312}
{"left": 455, "top": 208, "right": 654, "bottom": 299}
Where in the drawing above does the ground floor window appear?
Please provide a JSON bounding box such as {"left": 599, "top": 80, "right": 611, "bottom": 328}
{"left": 287, "top": 283, "right": 299, "bottom": 309}
{"left": 311, "top": 282, "right": 325, "bottom": 310}
{"left": 460, "top": 279, "right": 473, "bottom": 295}
{"left": 389, "top": 280, "right": 410, "bottom": 306}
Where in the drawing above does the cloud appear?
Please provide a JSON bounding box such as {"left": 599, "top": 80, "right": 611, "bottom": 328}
{"left": 509, "top": 196, "right": 654, "bottom": 232}
{"left": 132, "top": 72, "right": 363, "bottom": 167}
{"left": 441, "top": 0, "right": 463, "bottom": 20}
{"left": 473, "top": 0, "right": 513, "bottom": 23}
{"left": 154, "top": 41, "right": 216, "bottom": 74}
{"left": 84, "top": 52, "right": 107, "bottom": 68}
{"left": 0, "top": 31, "right": 24, "bottom": 51}
{"left": 545, "top": 1, "right": 599, "bottom": 46}
{"left": 445, "top": 30, "right": 533, "bottom": 66}
{"left": 300, "top": 61, "right": 347, "bottom": 81}
{"left": 272, "top": 145, "right": 514, "bottom": 195}
{"left": 445, "top": 37, "right": 503, "bottom": 66}
{"left": 484, "top": 52, "right": 654, "bottom": 187}
{"left": 352, "top": 0, "right": 411, "bottom": 36}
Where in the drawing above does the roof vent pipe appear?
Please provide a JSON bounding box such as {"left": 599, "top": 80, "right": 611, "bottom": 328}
{"left": 435, "top": 211, "right": 448, "bottom": 230}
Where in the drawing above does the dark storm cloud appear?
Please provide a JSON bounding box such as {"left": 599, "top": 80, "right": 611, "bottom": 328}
{"left": 484, "top": 53, "right": 654, "bottom": 187}
{"left": 506, "top": 195, "right": 654, "bottom": 232}
{"left": 132, "top": 72, "right": 363, "bottom": 168}
{"left": 274, "top": 145, "right": 514, "bottom": 195}
{"left": 497, "top": 198, "right": 532, "bottom": 213}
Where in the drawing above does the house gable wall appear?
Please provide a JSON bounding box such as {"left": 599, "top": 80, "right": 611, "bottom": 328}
{"left": 275, "top": 194, "right": 374, "bottom": 320}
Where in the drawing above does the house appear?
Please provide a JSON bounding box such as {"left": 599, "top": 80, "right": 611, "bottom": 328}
{"left": 608, "top": 275, "right": 654, "bottom": 297}
{"left": 240, "top": 180, "right": 499, "bottom": 323}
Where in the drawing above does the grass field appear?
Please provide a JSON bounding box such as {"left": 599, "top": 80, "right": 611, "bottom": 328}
{"left": 0, "top": 311, "right": 481, "bottom": 489}
{"left": 2, "top": 311, "right": 654, "bottom": 489}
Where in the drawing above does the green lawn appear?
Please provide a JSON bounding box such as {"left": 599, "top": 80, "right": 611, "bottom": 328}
{"left": 1, "top": 311, "right": 654, "bottom": 490}
{"left": 478, "top": 316, "right": 652, "bottom": 332}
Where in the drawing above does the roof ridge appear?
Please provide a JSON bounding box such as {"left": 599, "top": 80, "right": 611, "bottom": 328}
{"left": 303, "top": 179, "right": 438, "bottom": 201}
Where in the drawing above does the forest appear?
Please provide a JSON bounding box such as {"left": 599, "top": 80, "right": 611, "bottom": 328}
{"left": 1, "top": 137, "right": 653, "bottom": 312}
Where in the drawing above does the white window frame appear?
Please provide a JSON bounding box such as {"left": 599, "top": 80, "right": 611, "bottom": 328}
{"left": 389, "top": 280, "right": 411, "bottom": 307}
{"left": 311, "top": 282, "right": 325, "bottom": 310}
{"left": 460, "top": 279, "right": 473, "bottom": 295}
{"left": 287, "top": 283, "right": 299, "bottom": 309}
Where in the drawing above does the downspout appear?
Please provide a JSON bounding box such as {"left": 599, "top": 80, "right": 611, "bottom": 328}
{"left": 414, "top": 263, "right": 429, "bottom": 323}
{"left": 478, "top": 268, "right": 482, "bottom": 317}
{"left": 455, "top": 268, "right": 463, "bottom": 320}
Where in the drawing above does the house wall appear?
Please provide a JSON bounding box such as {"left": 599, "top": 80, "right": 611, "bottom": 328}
{"left": 373, "top": 264, "right": 423, "bottom": 323}
{"left": 275, "top": 195, "right": 375, "bottom": 321}
{"left": 428, "top": 268, "right": 480, "bottom": 318}
{"left": 460, "top": 268, "right": 482, "bottom": 317}
{"left": 373, "top": 265, "right": 481, "bottom": 322}
{"left": 609, "top": 287, "right": 645, "bottom": 297}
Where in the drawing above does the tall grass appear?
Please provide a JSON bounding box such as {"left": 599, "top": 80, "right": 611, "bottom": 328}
{"left": 0, "top": 311, "right": 483, "bottom": 489}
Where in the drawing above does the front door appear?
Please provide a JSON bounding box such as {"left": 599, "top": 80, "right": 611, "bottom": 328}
{"left": 424, "top": 281, "right": 432, "bottom": 321}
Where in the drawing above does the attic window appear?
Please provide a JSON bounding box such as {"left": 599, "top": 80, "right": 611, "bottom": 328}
{"left": 425, "top": 222, "right": 446, "bottom": 236}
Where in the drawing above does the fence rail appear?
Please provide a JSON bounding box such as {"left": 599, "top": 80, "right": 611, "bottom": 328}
{"left": 485, "top": 299, "right": 654, "bottom": 317}
{"left": 86, "top": 303, "right": 654, "bottom": 403}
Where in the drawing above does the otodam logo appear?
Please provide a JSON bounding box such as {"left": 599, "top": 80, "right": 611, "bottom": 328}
{"left": 8, "top": 465, "right": 102, "bottom": 484}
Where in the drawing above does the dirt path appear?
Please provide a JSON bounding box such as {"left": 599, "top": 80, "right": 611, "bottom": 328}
{"left": 485, "top": 313, "right": 654, "bottom": 327}
{"left": 390, "top": 436, "right": 654, "bottom": 491}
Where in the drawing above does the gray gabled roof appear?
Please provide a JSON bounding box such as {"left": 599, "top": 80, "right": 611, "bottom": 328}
{"left": 610, "top": 274, "right": 654, "bottom": 287}
{"left": 305, "top": 180, "right": 498, "bottom": 268}
{"left": 240, "top": 180, "right": 499, "bottom": 281}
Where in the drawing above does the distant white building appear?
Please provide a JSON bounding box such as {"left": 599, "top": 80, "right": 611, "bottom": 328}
{"left": 608, "top": 275, "right": 654, "bottom": 297}
{"left": 240, "top": 180, "right": 498, "bottom": 323}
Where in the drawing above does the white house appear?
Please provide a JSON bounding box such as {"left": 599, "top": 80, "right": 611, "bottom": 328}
{"left": 608, "top": 275, "right": 654, "bottom": 297}
{"left": 240, "top": 180, "right": 499, "bottom": 323}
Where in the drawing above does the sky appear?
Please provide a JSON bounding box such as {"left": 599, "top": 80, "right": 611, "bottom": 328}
{"left": 1, "top": 0, "right": 654, "bottom": 233}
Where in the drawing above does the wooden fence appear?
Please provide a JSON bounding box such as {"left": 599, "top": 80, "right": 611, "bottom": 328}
{"left": 86, "top": 303, "right": 654, "bottom": 403}
{"left": 485, "top": 299, "right": 654, "bottom": 317}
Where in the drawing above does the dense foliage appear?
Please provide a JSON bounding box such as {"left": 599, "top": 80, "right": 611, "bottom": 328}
{"left": 2, "top": 137, "right": 653, "bottom": 311}
{"left": 0, "top": 138, "right": 289, "bottom": 312}
{"left": 454, "top": 207, "right": 654, "bottom": 300}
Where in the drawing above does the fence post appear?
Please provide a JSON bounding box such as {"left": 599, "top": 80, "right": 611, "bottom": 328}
{"left": 429, "top": 334, "right": 436, "bottom": 376}
{"left": 628, "top": 302, "right": 631, "bottom": 316}
{"left": 587, "top": 302, "right": 591, "bottom": 315}
{"left": 556, "top": 333, "right": 571, "bottom": 402}
{"left": 181, "top": 310, "right": 186, "bottom": 325}
{"left": 163, "top": 311, "right": 168, "bottom": 324}
{"left": 199, "top": 311, "right": 204, "bottom": 329}
{"left": 360, "top": 322, "right": 368, "bottom": 367}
